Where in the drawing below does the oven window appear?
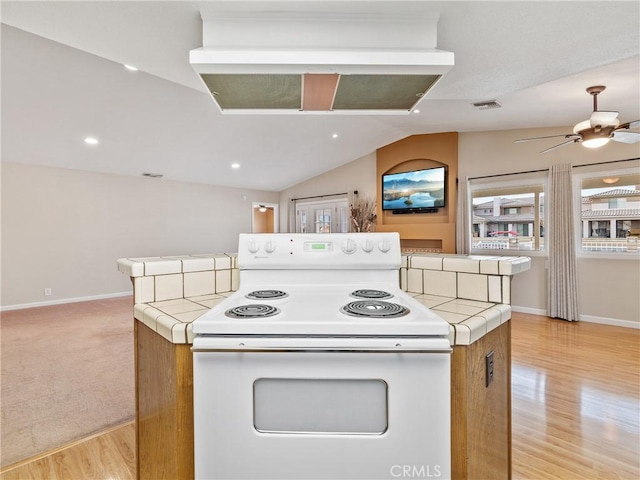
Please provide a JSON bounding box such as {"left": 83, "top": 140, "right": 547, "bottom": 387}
{"left": 253, "top": 378, "right": 388, "bottom": 434}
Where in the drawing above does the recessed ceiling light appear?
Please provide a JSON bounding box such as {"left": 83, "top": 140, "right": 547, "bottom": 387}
{"left": 413, "top": 109, "right": 420, "bottom": 114}
{"left": 84, "top": 137, "right": 99, "bottom": 145}
{"left": 332, "top": 133, "right": 338, "bottom": 139}
{"left": 231, "top": 163, "right": 240, "bottom": 169}
{"left": 124, "top": 64, "right": 138, "bottom": 71}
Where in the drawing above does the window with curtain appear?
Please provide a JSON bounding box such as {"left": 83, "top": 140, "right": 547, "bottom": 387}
{"left": 469, "top": 178, "right": 547, "bottom": 253}
{"left": 575, "top": 169, "right": 640, "bottom": 255}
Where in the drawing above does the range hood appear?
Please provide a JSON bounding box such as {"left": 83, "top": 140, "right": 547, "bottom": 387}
{"left": 189, "top": 5, "right": 454, "bottom": 115}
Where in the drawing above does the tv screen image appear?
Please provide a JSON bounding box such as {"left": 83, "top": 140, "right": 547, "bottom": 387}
{"left": 382, "top": 166, "right": 446, "bottom": 211}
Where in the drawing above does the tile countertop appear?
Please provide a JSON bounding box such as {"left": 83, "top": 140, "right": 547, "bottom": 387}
{"left": 120, "top": 253, "right": 531, "bottom": 347}
{"left": 117, "top": 253, "right": 236, "bottom": 277}
{"left": 402, "top": 253, "right": 532, "bottom": 275}
{"left": 131, "top": 293, "right": 510, "bottom": 347}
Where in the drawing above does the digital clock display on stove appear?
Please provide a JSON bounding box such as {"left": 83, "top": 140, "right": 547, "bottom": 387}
{"left": 304, "top": 241, "right": 333, "bottom": 252}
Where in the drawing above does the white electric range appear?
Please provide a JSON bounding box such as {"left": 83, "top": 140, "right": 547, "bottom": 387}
{"left": 192, "top": 232, "right": 451, "bottom": 480}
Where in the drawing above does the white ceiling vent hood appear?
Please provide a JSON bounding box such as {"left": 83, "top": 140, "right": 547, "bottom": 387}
{"left": 189, "top": 4, "right": 454, "bottom": 115}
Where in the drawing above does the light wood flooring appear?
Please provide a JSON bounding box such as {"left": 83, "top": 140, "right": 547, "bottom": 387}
{"left": 0, "top": 422, "right": 135, "bottom": 480}
{"left": 1, "top": 312, "right": 638, "bottom": 479}
{"left": 511, "top": 313, "right": 639, "bottom": 480}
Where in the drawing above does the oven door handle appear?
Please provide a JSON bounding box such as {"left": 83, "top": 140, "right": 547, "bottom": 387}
{"left": 192, "top": 336, "right": 452, "bottom": 353}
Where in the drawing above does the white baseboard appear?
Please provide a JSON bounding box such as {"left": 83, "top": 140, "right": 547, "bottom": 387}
{"left": 579, "top": 314, "right": 640, "bottom": 329}
{"left": 1, "top": 291, "right": 132, "bottom": 312}
{"left": 511, "top": 306, "right": 546, "bottom": 316}
{"left": 511, "top": 306, "right": 639, "bottom": 329}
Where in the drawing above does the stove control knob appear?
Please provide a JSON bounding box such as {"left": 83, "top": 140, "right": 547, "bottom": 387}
{"left": 248, "top": 240, "right": 259, "bottom": 253}
{"left": 378, "top": 240, "right": 391, "bottom": 253}
{"left": 264, "top": 240, "right": 276, "bottom": 254}
{"left": 341, "top": 238, "right": 357, "bottom": 255}
{"left": 362, "top": 240, "right": 374, "bottom": 252}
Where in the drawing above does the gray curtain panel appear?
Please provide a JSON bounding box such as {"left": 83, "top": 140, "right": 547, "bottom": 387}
{"left": 547, "top": 164, "right": 579, "bottom": 321}
{"left": 456, "top": 176, "right": 471, "bottom": 254}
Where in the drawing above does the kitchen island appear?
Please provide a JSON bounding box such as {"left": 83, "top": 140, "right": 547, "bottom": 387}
{"left": 118, "top": 252, "right": 530, "bottom": 480}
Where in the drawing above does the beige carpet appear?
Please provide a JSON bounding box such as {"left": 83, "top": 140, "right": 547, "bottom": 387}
{"left": 0, "top": 297, "right": 135, "bottom": 467}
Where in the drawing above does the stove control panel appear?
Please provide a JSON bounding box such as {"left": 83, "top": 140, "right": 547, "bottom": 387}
{"left": 237, "top": 233, "right": 401, "bottom": 269}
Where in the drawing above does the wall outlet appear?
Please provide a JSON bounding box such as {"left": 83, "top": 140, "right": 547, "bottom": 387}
{"left": 44, "top": 288, "right": 52, "bottom": 296}
{"left": 486, "top": 351, "right": 494, "bottom": 387}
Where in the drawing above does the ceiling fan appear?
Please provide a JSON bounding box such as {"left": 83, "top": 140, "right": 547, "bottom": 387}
{"left": 515, "top": 85, "right": 640, "bottom": 153}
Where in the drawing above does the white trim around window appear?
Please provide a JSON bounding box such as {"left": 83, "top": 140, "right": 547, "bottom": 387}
{"left": 573, "top": 166, "right": 640, "bottom": 260}
{"left": 468, "top": 173, "right": 548, "bottom": 257}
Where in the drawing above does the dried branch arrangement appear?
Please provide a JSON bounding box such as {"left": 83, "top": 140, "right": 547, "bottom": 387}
{"left": 349, "top": 194, "right": 377, "bottom": 232}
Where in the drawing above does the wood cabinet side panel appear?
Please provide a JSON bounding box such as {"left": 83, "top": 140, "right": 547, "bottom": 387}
{"left": 451, "top": 323, "right": 512, "bottom": 480}
{"left": 451, "top": 345, "right": 469, "bottom": 480}
{"left": 135, "top": 322, "right": 194, "bottom": 479}
{"left": 466, "top": 324, "right": 511, "bottom": 480}
{"left": 175, "top": 344, "right": 195, "bottom": 479}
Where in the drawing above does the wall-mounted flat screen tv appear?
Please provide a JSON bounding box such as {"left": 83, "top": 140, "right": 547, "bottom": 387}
{"left": 382, "top": 166, "right": 446, "bottom": 212}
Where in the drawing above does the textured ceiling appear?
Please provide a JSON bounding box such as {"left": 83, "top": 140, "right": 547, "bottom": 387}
{"left": 1, "top": 1, "right": 639, "bottom": 191}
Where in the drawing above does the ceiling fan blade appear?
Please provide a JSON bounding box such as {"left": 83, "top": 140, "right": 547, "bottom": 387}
{"left": 616, "top": 119, "right": 640, "bottom": 130}
{"left": 612, "top": 131, "right": 640, "bottom": 144}
{"left": 539, "top": 138, "right": 580, "bottom": 154}
{"left": 590, "top": 110, "right": 619, "bottom": 127}
{"left": 514, "top": 133, "right": 577, "bottom": 143}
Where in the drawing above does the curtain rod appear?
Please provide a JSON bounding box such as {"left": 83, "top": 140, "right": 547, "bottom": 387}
{"left": 291, "top": 192, "right": 349, "bottom": 202}
{"left": 468, "top": 157, "right": 639, "bottom": 181}
{"left": 573, "top": 157, "right": 639, "bottom": 168}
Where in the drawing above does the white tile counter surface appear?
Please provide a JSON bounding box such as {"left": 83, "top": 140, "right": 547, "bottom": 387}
{"left": 118, "top": 253, "right": 530, "bottom": 347}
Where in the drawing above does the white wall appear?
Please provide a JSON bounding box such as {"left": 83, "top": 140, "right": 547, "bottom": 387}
{"left": 457, "top": 127, "right": 639, "bottom": 178}
{"left": 278, "top": 152, "right": 377, "bottom": 232}
{"left": 1, "top": 163, "right": 279, "bottom": 308}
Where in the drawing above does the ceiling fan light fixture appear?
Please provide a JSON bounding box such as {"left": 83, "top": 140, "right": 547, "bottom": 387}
{"left": 573, "top": 120, "right": 591, "bottom": 134}
{"left": 582, "top": 137, "right": 610, "bottom": 149}
{"left": 515, "top": 85, "right": 640, "bottom": 153}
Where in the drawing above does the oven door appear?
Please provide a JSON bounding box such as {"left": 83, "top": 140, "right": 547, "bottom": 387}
{"left": 193, "top": 336, "right": 451, "bottom": 480}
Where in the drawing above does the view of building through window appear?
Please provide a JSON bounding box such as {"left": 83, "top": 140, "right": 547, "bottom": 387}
{"left": 580, "top": 173, "right": 640, "bottom": 253}
{"left": 471, "top": 189, "right": 544, "bottom": 251}
{"left": 469, "top": 170, "right": 640, "bottom": 254}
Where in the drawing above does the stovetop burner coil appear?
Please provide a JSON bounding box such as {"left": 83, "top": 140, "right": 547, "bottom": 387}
{"left": 340, "top": 300, "right": 409, "bottom": 318}
{"left": 225, "top": 304, "right": 281, "bottom": 318}
{"left": 246, "top": 290, "right": 288, "bottom": 300}
{"left": 350, "top": 289, "right": 393, "bottom": 300}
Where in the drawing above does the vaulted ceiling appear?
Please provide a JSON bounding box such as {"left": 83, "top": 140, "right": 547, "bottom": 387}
{"left": 2, "top": 1, "right": 639, "bottom": 191}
